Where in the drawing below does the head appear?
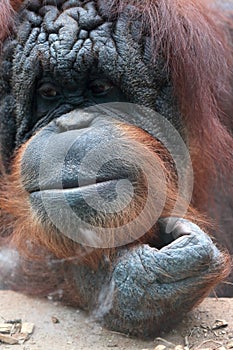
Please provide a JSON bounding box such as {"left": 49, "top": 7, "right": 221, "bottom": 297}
{"left": 0, "top": 0, "right": 232, "bottom": 264}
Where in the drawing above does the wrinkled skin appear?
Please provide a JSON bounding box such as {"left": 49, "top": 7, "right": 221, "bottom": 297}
{"left": 1, "top": 0, "right": 181, "bottom": 157}
{"left": 0, "top": 0, "right": 232, "bottom": 338}
{"left": 72, "top": 219, "right": 227, "bottom": 337}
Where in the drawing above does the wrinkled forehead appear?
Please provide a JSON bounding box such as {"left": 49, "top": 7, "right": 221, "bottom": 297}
{"left": 24, "top": 0, "right": 110, "bottom": 37}
{"left": 16, "top": 0, "right": 145, "bottom": 80}
{"left": 20, "top": 0, "right": 110, "bottom": 20}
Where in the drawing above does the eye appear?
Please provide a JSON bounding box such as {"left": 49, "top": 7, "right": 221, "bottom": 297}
{"left": 38, "top": 83, "right": 60, "bottom": 99}
{"left": 89, "top": 79, "right": 113, "bottom": 96}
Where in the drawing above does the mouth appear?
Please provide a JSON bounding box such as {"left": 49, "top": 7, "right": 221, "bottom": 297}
{"left": 30, "top": 179, "right": 123, "bottom": 200}
{"left": 29, "top": 178, "right": 135, "bottom": 222}
{"left": 28, "top": 178, "right": 145, "bottom": 248}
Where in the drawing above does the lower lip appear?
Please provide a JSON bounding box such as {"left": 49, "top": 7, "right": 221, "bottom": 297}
{"left": 29, "top": 179, "right": 130, "bottom": 211}
{"left": 29, "top": 178, "right": 133, "bottom": 236}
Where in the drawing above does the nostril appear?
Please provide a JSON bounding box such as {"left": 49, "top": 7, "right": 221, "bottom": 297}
{"left": 55, "top": 110, "right": 96, "bottom": 132}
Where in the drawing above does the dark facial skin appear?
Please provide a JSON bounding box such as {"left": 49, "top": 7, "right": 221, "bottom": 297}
{"left": 0, "top": 0, "right": 231, "bottom": 337}
{"left": 6, "top": 1, "right": 181, "bottom": 146}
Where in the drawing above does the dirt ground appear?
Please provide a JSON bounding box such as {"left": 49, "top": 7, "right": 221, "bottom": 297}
{"left": 0, "top": 291, "right": 232, "bottom": 350}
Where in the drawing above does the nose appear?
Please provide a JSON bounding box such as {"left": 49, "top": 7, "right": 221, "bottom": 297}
{"left": 55, "top": 110, "right": 96, "bottom": 132}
